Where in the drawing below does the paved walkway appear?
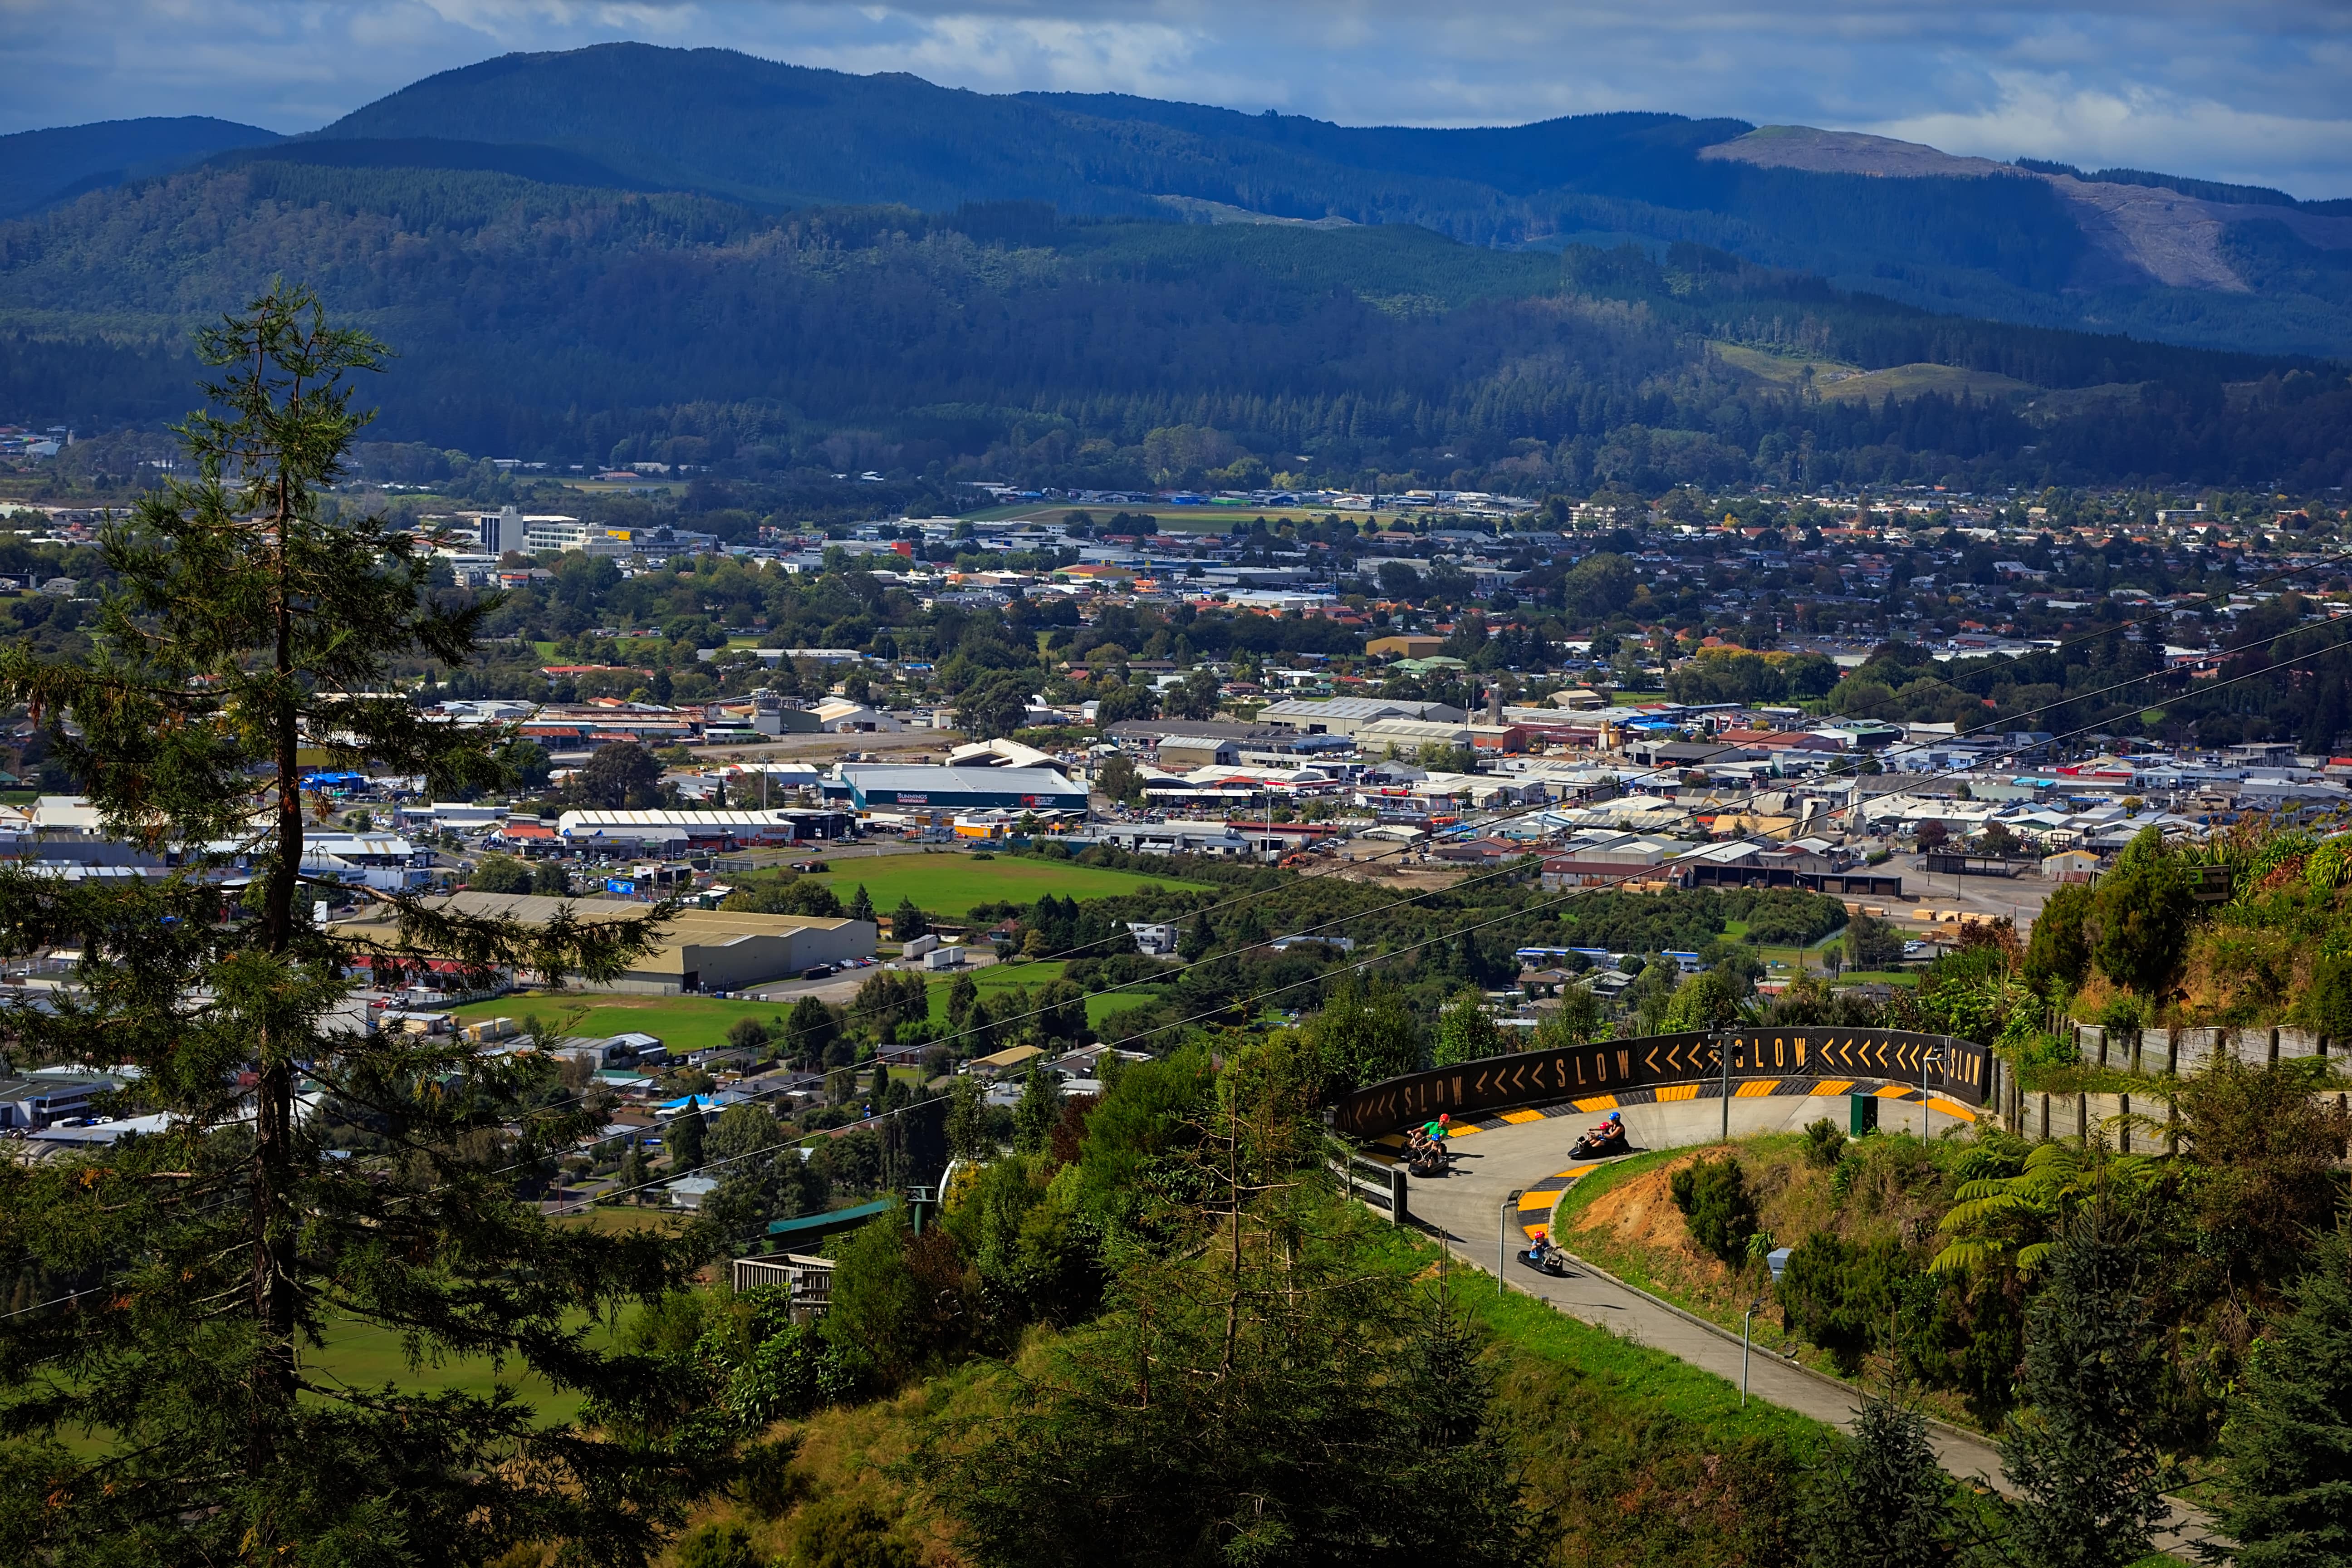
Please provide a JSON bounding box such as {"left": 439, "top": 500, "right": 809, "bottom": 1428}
{"left": 1397, "top": 1101, "right": 2216, "bottom": 1558}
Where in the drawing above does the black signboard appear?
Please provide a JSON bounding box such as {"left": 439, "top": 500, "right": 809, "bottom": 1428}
{"left": 1328, "top": 1027, "right": 1988, "bottom": 1137}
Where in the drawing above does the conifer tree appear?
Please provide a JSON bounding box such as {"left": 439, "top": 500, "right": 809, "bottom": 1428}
{"left": 618, "top": 1136, "right": 654, "bottom": 1200}
{"left": 947, "top": 970, "right": 980, "bottom": 1028}
{"left": 788, "top": 995, "right": 842, "bottom": 1068}
{"left": 1178, "top": 911, "right": 1215, "bottom": 962}
{"left": 935, "top": 1033, "right": 1519, "bottom": 1565}
{"left": 849, "top": 882, "right": 876, "bottom": 925}
{"left": 0, "top": 284, "right": 719, "bottom": 1565}
{"left": 1801, "top": 1392, "right": 1975, "bottom": 1568}
{"left": 2209, "top": 1226, "right": 2352, "bottom": 1568}
{"left": 1997, "top": 1205, "right": 2173, "bottom": 1568}
{"left": 667, "top": 1107, "right": 706, "bottom": 1173}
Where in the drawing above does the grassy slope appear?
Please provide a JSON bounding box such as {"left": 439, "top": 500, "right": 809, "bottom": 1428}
{"left": 1818, "top": 363, "right": 2041, "bottom": 403}
{"left": 921, "top": 959, "right": 1166, "bottom": 1030}
{"left": 1714, "top": 339, "right": 2038, "bottom": 403}
{"left": 813, "top": 856, "right": 1215, "bottom": 920}
{"left": 1710, "top": 340, "right": 1863, "bottom": 382}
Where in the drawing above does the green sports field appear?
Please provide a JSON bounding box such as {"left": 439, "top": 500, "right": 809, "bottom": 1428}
{"left": 813, "top": 854, "right": 1214, "bottom": 920}
{"left": 446, "top": 993, "right": 799, "bottom": 1053}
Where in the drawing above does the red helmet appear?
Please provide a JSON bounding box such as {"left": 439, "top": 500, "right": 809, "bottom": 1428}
{"left": 1438, "top": 1114, "right": 1450, "bottom": 1125}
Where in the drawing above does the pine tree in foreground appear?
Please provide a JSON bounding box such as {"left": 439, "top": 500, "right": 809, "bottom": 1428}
{"left": 1801, "top": 1391, "right": 1983, "bottom": 1568}
{"left": 2206, "top": 1225, "right": 2352, "bottom": 1568}
{"left": 1995, "top": 1205, "right": 2175, "bottom": 1568}
{"left": 0, "top": 284, "right": 725, "bottom": 1566}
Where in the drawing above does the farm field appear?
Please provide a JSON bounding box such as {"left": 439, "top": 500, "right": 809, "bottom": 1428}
{"left": 812, "top": 854, "right": 1214, "bottom": 920}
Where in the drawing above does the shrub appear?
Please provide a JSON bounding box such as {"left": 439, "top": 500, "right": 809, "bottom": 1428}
{"left": 1660, "top": 970, "right": 1742, "bottom": 1032}
{"left": 674, "top": 1521, "right": 767, "bottom": 1568}
{"left": 2288, "top": 952, "right": 2352, "bottom": 1038}
{"left": 735, "top": 1436, "right": 811, "bottom": 1522}
{"left": 785, "top": 1498, "right": 915, "bottom": 1568}
{"left": 727, "top": 874, "right": 845, "bottom": 919}
{"left": 1803, "top": 1117, "right": 1848, "bottom": 1169}
{"left": 1668, "top": 1153, "right": 1758, "bottom": 1266}
{"left": 727, "top": 1319, "right": 854, "bottom": 1426}
{"left": 466, "top": 853, "right": 533, "bottom": 894}
{"left": 2097, "top": 992, "right": 2146, "bottom": 1034}
{"left": 1777, "top": 1233, "right": 1912, "bottom": 1376}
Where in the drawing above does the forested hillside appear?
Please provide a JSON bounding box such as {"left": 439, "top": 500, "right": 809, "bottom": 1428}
{"left": 4, "top": 155, "right": 2348, "bottom": 491}
{"left": 0, "top": 115, "right": 281, "bottom": 219}
{"left": 302, "top": 44, "right": 2352, "bottom": 356}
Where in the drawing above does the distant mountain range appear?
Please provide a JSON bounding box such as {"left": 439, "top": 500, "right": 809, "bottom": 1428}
{"left": 1, "top": 45, "right": 2347, "bottom": 493}
{"left": 6, "top": 46, "right": 2350, "bottom": 357}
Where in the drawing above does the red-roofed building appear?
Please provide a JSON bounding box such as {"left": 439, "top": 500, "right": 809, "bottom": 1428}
{"left": 496, "top": 821, "right": 559, "bottom": 853}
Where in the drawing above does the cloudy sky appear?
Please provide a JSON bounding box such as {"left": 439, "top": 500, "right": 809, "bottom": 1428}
{"left": 7, "top": 0, "right": 2351, "bottom": 198}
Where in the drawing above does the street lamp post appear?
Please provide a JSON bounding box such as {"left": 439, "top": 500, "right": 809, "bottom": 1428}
{"left": 1500, "top": 1189, "right": 1522, "bottom": 1296}
{"left": 1742, "top": 1298, "right": 1761, "bottom": 1406}
{"left": 1923, "top": 1042, "right": 1945, "bottom": 1139}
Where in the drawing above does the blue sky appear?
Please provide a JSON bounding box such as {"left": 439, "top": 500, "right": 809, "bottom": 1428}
{"left": 7, "top": 0, "right": 2351, "bottom": 198}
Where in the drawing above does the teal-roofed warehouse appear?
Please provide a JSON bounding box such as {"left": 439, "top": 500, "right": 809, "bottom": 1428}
{"left": 834, "top": 764, "right": 1089, "bottom": 813}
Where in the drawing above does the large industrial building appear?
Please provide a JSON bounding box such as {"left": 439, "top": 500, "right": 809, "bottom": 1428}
{"left": 831, "top": 764, "right": 1088, "bottom": 814}
{"left": 353, "top": 892, "right": 875, "bottom": 995}
{"left": 554, "top": 808, "right": 852, "bottom": 852}
{"left": 1256, "top": 697, "right": 1468, "bottom": 738}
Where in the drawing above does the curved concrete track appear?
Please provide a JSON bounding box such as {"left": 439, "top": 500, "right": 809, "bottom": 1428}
{"left": 1395, "top": 1100, "right": 2216, "bottom": 1558}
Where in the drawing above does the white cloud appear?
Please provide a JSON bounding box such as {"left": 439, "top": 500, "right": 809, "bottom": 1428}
{"left": 1877, "top": 71, "right": 2352, "bottom": 196}
{"left": 794, "top": 14, "right": 1210, "bottom": 95}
